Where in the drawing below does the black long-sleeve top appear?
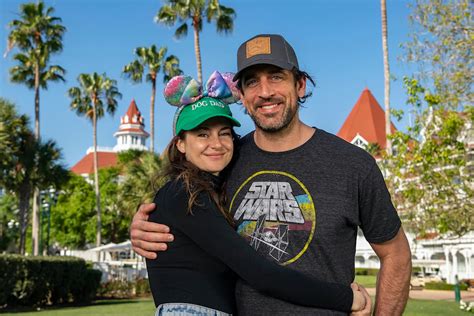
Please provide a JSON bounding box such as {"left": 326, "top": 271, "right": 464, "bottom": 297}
{"left": 146, "top": 176, "right": 353, "bottom": 314}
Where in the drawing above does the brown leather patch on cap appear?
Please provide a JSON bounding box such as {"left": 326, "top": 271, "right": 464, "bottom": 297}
{"left": 246, "top": 36, "right": 271, "bottom": 58}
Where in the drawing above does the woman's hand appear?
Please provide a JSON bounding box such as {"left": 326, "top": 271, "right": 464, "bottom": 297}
{"left": 350, "top": 283, "right": 372, "bottom": 315}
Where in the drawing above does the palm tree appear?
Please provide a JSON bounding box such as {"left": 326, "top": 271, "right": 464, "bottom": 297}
{"left": 381, "top": 0, "right": 392, "bottom": 155}
{"left": 155, "top": 0, "right": 236, "bottom": 83}
{"left": 6, "top": 1, "right": 66, "bottom": 255}
{"left": 0, "top": 98, "right": 68, "bottom": 254}
{"left": 118, "top": 150, "right": 164, "bottom": 215}
{"left": 68, "top": 73, "right": 122, "bottom": 247}
{"left": 123, "top": 45, "right": 182, "bottom": 152}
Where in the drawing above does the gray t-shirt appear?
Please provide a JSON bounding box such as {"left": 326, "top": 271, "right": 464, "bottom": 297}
{"left": 226, "top": 128, "right": 401, "bottom": 315}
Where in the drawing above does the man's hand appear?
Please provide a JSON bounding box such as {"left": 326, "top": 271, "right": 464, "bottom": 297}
{"left": 130, "top": 203, "right": 174, "bottom": 259}
{"left": 351, "top": 283, "right": 372, "bottom": 316}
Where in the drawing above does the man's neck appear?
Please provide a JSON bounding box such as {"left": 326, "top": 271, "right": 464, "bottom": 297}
{"left": 253, "top": 120, "right": 315, "bottom": 152}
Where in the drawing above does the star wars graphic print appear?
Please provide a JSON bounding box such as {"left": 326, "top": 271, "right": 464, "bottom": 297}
{"left": 229, "top": 171, "right": 316, "bottom": 265}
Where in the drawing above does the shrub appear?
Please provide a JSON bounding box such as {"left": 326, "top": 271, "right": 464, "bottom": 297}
{"left": 425, "top": 281, "right": 468, "bottom": 291}
{"left": 97, "top": 278, "right": 151, "bottom": 298}
{"left": 355, "top": 268, "right": 379, "bottom": 276}
{"left": 0, "top": 254, "right": 101, "bottom": 308}
{"left": 135, "top": 278, "right": 151, "bottom": 296}
{"left": 97, "top": 280, "right": 134, "bottom": 299}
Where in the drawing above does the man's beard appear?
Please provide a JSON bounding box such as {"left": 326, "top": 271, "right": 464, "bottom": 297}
{"left": 249, "top": 103, "right": 299, "bottom": 133}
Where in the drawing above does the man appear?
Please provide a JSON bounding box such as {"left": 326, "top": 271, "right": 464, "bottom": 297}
{"left": 131, "top": 34, "right": 411, "bottom": 315}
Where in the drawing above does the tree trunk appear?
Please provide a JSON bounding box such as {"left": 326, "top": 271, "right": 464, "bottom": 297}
{"left": 92, "top": 99, "right": 102, "bottom": 247}
{"left": 193, "top": 20, "right": 203, "bottom": 84}
{"left": 381, "top": 0, "right": 392, "bottom": 155}
{"left": 150, "top": 76, "right": 156, "bottom": 152}
{"left": 32, "top": 62, "right": 41, "bottom": 255}
{"left": 18, "top": 181, "right": 31, "bottom": 255}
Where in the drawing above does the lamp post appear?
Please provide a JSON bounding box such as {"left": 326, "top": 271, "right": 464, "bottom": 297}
{"left": 40, "top": 188, "right": 58, "bottom": 255}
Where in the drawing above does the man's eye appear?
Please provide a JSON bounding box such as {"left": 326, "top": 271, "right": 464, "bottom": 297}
{"left": 245, "top": 79, "right": 257, "bottom": 87}
{"left": 220, "top": 131, "right": 232, "bottom": 137}
{"left": 197, "top": 133, "right": 209, "bottom": 138}
{"left": 271, "top": 75, "right": 283, "bottom": 81}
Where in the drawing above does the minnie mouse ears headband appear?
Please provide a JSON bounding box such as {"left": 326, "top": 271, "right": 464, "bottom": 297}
{"left": 164, "top": 71, "right": 241, "bottom": 136}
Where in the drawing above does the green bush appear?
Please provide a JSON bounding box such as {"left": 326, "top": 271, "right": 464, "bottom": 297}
{"left": 425, "top": 281, "right": 469, "bottom": 291}
{"left": 97, "top": 280, "right": 134, "bottom": 299}
{"left": 135, "top": 278, "right": 151, "bottom": 296}
{"left": 355, "top": 268, "right": 379, "bottom": 276}
{"left": 97, "top": 278, "right": 151, "bottom": 298}
{"left": 0, "top": 254, "right": 101, "bottom": 307}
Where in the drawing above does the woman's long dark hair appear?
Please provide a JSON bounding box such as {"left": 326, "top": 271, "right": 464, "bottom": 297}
{"left": 160, "top": 130, "right": 240, "bottom": 226}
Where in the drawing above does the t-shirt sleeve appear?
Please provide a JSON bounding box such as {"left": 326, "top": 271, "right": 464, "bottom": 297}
{"left": 358, "top": 162, "right": 401, "bottom": 243}
{"left": 162, "top": 187, "right": 353, "bottom": 312}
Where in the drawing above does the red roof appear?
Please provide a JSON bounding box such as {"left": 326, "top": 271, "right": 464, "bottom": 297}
{"left": 121, "top": 99, "right": 145, "bottom": 125}
{"left": 71, "top": 151, "right": 118, "bottom": 175}
{"left": 337, "top": 88, "right": 396, "bottom": 149}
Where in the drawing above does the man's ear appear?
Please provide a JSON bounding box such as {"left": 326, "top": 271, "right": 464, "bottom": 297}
{"left": 296, "top": 77, "right": 307, "bottom": 98}
{"left": 176, "top": 138, "right": 186, "bottom": 154}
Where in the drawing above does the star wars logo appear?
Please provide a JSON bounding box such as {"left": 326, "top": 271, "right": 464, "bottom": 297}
{"left": 233, "top": 181, "right": 305, "bottom": 224}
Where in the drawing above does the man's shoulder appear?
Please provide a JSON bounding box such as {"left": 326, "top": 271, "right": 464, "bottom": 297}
{"left": 314, "top": 128, "right": 376, "bottom": 170}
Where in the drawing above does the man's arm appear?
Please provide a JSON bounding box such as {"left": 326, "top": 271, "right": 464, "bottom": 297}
{"left": 370, "top": 227, "right": 411, "bottom": 316}
{"left": 130, "top": 203, "right": 174, "bottom": 259}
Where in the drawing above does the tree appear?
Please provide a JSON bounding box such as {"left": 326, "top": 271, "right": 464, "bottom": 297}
{"left": 403, "top": 0, "right": 473, "bottom": 109}
{"left": 118, "top": 150, "right": 165, "bottom": 214}
{"left": 68, "top": 73, "right": 122, "bottom": 246}
{"left": 50, "top": 174, "right": 96, "bottom": 248}
{"left": 123, "top": 45, "right": 182, "bottom": 152}
{"left": 0, "top": 193, "right": 19, "bottom": 253}
{"left": 381, "top": 0, "right": 392, "bottom": 154}
{"left": 6, "top": 1, "right": 66, "bottom": 255}
{"left": 383, "top": 0, "right": 473, "bottom": 238}
{"left": 155, "top": 0, "right": 236, "bottom": 83}
{"left": 384, "top": 79, "right": 473, "bottom": 237}
{"left": 0, "top": 98, "right": 68, "bottom": 254}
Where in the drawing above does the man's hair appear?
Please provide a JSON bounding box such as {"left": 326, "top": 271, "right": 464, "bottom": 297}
{"left": 236, "top": 67, "right": 316, "bottom": 105}
{"left": 158, "top": 131, "right": 240, "bottom": 226}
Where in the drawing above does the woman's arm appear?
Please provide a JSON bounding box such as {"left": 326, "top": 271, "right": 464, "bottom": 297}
{"left": 164, "top": 189, "right": 356, "bottom": 312}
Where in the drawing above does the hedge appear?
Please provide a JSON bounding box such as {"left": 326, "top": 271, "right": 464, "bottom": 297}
{"left": 355, "top": 268, "right": 379, "bottom": 276}
{"left": 425, "top": 281, "right": 469, "bottom": 291}
{"left": 97, "top": 278, "right": 151, "bottom": 299}
{"left": 0, "top": 254, "right": 101, "bottom": 308}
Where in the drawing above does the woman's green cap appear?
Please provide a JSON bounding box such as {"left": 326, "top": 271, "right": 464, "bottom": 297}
{"left": 175, "top": 97, "right": 241, "bottom": 135}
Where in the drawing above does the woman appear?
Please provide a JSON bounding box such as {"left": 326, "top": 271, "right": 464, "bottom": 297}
{"left": 147, "top": 71, "right": 368, "bottom": 315}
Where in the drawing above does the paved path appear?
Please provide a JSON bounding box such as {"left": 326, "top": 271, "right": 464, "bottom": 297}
{"left": 366, "top": 288, "right": 474, "bottom": 301}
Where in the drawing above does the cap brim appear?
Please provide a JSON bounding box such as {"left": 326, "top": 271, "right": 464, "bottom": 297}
{"left": 179, "top": 114, "right": 241, "bottom": 134}
{"left": 233, "top": 59, "right": 296, "bottom": 82}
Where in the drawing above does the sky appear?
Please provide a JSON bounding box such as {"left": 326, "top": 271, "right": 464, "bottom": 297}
{"left": 0, "top": 0, "right": 417, "bottom": 168}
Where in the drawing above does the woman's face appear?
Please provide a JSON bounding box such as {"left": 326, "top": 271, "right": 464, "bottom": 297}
{"left": 176, "top": 117, "right": 234, "bottom": 175}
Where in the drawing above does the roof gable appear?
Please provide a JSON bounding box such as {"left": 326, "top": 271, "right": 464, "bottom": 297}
{"left": 337, "top": 88, "right": 396, "bottom": 149}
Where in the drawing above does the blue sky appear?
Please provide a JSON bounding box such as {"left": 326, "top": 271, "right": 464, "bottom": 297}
{"left": 1, "top": 0, "right": 416, "bottom": 168}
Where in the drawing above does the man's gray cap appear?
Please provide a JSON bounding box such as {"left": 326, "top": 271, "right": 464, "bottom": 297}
{"left": 233, "top": 34, "right": 299, "bottom": 81}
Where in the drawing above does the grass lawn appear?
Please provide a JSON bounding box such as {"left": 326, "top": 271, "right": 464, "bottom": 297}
{"left": 354, "top": 274, "right": 378, "bottom": 288}
{"left": 0, "top": 297, "right": 465, "bottom": 315}
{"left": 0, "top": 298, "right": 155, "bottom": 316}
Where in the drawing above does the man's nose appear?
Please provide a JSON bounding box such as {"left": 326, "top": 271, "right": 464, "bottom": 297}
{"left": 258, "top": 79, "right": 275, "bottom": 99}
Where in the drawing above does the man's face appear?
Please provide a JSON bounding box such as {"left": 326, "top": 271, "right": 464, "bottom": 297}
{"left": 239, "top": 64, "right": 306, "bottom": 133}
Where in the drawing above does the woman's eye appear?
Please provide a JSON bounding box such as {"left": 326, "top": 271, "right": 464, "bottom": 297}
{"left": 197, "top": 133, "right": 209, "bottom": 138}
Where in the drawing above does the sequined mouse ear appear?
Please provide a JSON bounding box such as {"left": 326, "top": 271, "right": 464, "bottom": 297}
{"left": 220, "top": 72, "right": 240, "bottom": 104}
{"left": 164, "top": 75, "right": 201, "bottom": 107}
